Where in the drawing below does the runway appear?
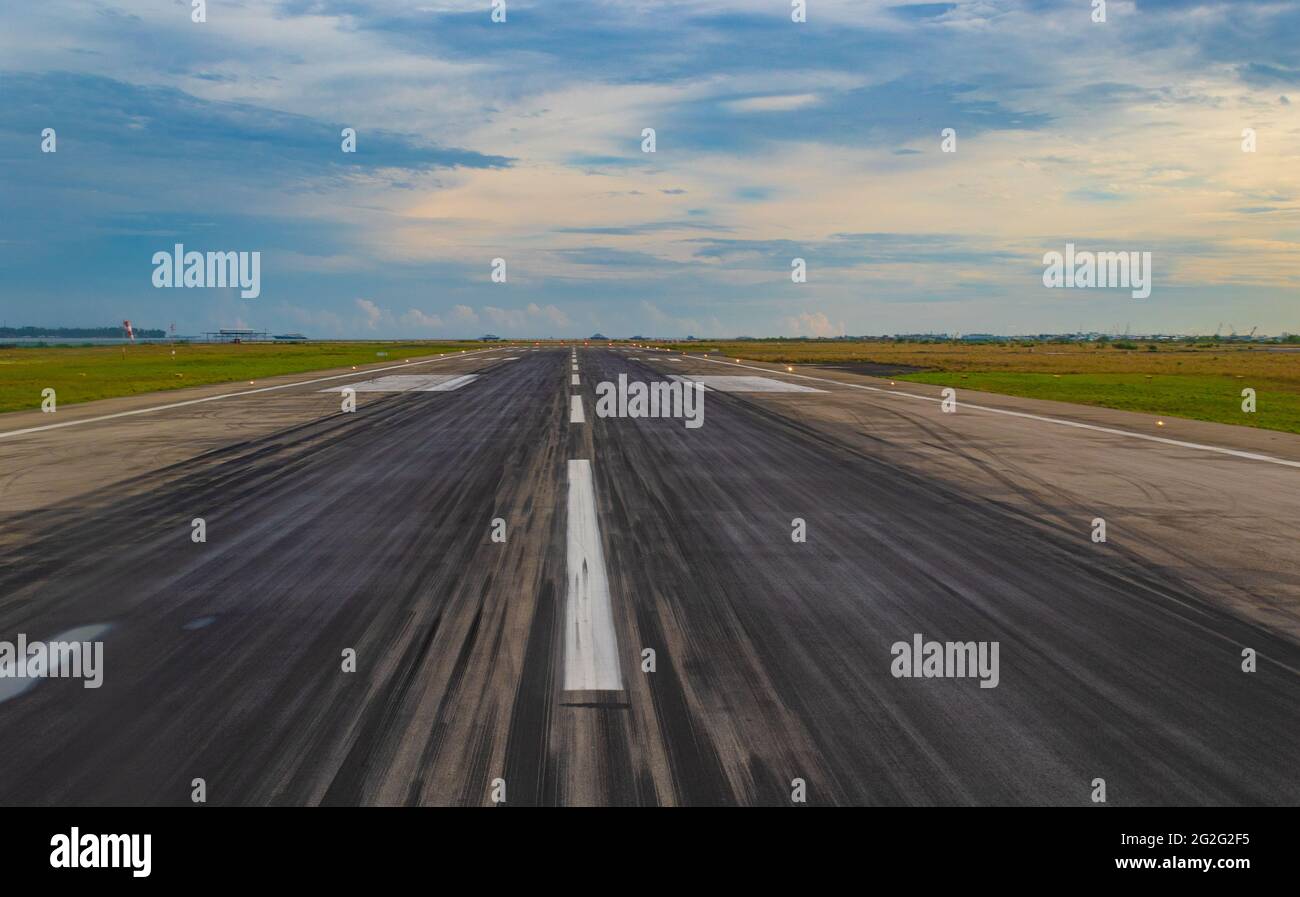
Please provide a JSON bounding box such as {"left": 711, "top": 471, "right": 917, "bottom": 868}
{"left": 0, "top": 347, "right": 1296, "bottom": 805}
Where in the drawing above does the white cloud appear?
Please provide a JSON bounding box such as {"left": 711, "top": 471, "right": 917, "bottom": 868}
{"left": 481, "top": 303, "right": 570, "bottom": 332}
{"left": 725, "top": 93, "right": 822, "bottom": 113}
{"left": 640, "top": 300, "right": 700, "bottom": 336}
{"left": 402, "top": 308, "right": 443, "bottom": 329}
{"left": 785, "top": 311, "right": 845, "bottom": 338}
{"left": 450, "top": 304, "right": 479, "bottom": 324}
{"left": 530, "top": 302, "right": 570, "bottom": 328}
{"left": 355, "top": 298, "right": 387, "bottom": 330}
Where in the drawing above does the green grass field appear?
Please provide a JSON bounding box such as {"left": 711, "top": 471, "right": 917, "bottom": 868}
{"left": 896, "top": 371, "right": 1300, "bottom": 433}
{"left": 650, "top": 340, "right": 1300, "bottom": 434}
{"left": 0, "top": 341, "right": 481, "bottom": 414}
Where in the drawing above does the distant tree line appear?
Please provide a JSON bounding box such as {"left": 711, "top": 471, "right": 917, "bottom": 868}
{"left": 0, "top": 325, "right": 167, "bottom": 338}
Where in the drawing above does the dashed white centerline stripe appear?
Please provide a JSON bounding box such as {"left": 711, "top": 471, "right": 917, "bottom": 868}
{"left": 570, "top": 395, "right": 585, "bottom": 423}
{"left": 690, "top": 355, "right": 1300, "bottom": 470}
{"left": 0, "top": 347, "right": 499, "bottom": 440}
{"left": 572, "top": 373, "right": 580, "bottom": 386}
{"left": 564, "top": 459, "right": 622, "bottom": 692}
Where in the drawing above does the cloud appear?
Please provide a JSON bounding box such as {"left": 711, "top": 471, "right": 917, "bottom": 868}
{"left": 785, "top": 311, "right": 846, "bottom": 338}
{"left": 482, "top": 303, "right": 570, "bottom": 331}
{"left": 402, "top": 308, "right": 443, "bottom": 328}
{"left": 640, "top": 300, "right": 700, "bottom": 337}
{"left": 5, "top": 0, "right": 1300, "bottom": 337}
{"left": 557, "top": 221, "right": 730, "bottom": 236}
{"left": 450, "top": 304, "right": 479, "bottom": 324}
{"left": 724, "top": 93, "right": 823, "bottom": 113}
{"left": 355, "top": 298, "right": 387, "bottom": 330}
{"left": 1, "top": 72, "right": 511, "bottom": 177}
{"left": 555, "top": 247, "right": 684, "bottom": 268}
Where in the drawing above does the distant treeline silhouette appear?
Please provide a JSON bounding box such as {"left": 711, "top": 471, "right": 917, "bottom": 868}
{"left": 0, "top": 325, "right": 167, "bottom": 338}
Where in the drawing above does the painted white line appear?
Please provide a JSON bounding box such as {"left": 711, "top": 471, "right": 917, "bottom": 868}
{"left": 0, "top": 348, "right": 498, "bottom": 440}
{"left": 570, "top": 395, "right": 585, "bottom": 423}
{"left": 669, "top": 374, "right": 824, "bottom": 393}
{"left": 571, "top": 373, "right": 580, "bottom": 386}
{"left": 564, "top": 460, "right": 622, "bottom": 692}
{"left": 692, "top": 355, "right": 1300, "bottom": 470}
{"left": 0, "top": 623, "right": 111, "bottom": 704}
{"left": 320, "top": 374, "right": 478, "bottom": 393}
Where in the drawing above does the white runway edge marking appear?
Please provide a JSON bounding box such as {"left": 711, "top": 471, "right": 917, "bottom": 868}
{"left": 571, "top": 373, "right": 580, "bottom": 386}
{"left": 564, "top": 460, "right": 623, "bottom": 691}
{"left": 693, "top": 356, "right": 1300, "bottom": 470}
{"left": 0, "top": 347, "right": 500, "bottom": 440}
{"left": 570, "top": 395, "right": 586, "bottom": 423}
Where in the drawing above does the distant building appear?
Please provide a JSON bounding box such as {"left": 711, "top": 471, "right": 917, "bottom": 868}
{"left": 480, "top": 334, "right": 502, "bottom": 341}
{"left": 204, "top": 329, "right": 270, "bottom": 343}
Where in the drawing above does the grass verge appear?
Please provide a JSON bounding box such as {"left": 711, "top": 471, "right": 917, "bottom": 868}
{"left": 649, "top": 340, "right": 1300, "bottom": 434}
{"left": 0, "top": 341, "right": 480, "bottom": 414}
{"left": 895, "top": 372, "right": 1300, "bottom": 433}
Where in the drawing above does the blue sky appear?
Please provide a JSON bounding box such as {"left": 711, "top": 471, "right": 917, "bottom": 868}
{"left": 1, "top": 0, "right": 1297, "bottom": 337}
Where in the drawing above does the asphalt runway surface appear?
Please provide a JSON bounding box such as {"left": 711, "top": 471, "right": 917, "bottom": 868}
{"left": 0, "top": 347, "right": 1296, "bottom": 805}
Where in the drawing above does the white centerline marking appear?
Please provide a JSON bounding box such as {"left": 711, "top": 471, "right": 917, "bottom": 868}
{"left": 0, "top": 348, "right": 498, "bottom": 440}
{"left": 691, "top": 355, "right": 1300, "bottom": 470}
{"left": 570, "top": 395, "right": 585, "bottom": 423}
{"left": 571, "top": 373, "right": 580, "bottom": 386}
{"left": 564, "top": 460, "right": 622, "bottom": 692}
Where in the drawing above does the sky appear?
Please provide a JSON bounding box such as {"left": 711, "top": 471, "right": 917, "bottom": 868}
{"left": 1, "top": 0, "right": 1298, "bottom": 338}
